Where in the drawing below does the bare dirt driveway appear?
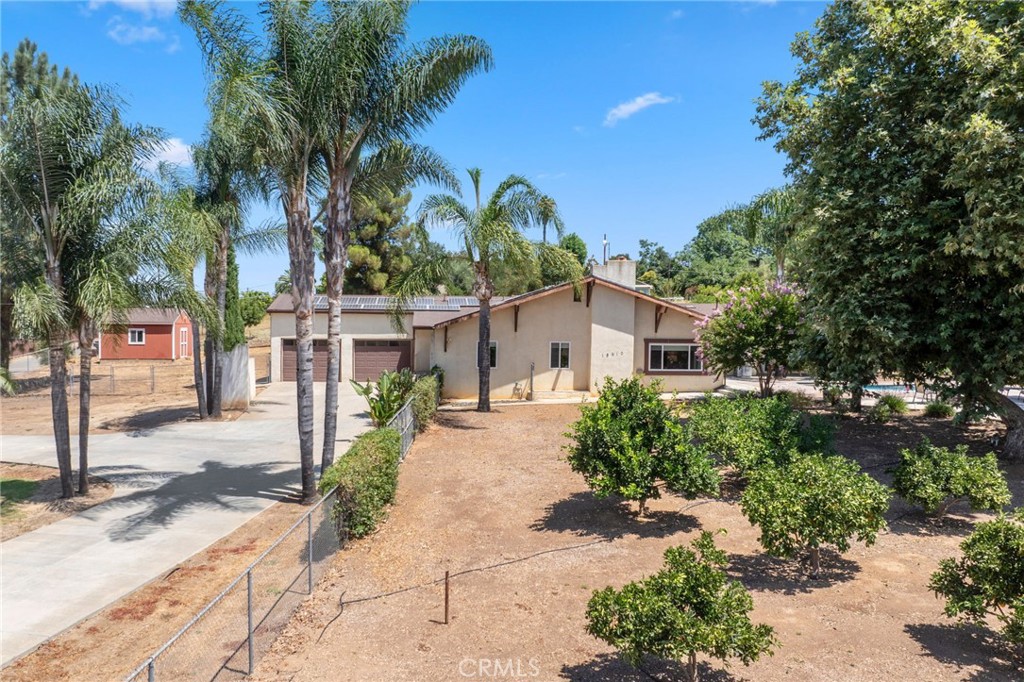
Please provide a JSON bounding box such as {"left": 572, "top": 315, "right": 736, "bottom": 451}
{"left": 254, "top": 404, "right": 1022, "bottom": 682}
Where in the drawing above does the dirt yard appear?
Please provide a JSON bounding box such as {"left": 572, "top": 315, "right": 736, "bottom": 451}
{"left": 1, "top": 315, "right": 271, "bottom": 436}
{"left": 0, "top": 462, "right": 114, "bottom": 541}
{"left": 251, "top": 405, "right": 1022, "bottom": 682}
{"left": 2, "top": 489, "right": 315, "bottom": 682}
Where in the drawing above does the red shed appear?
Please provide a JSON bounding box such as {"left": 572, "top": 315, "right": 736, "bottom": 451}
{"left": 99, "top": 308, "right": 192, "bottom": 361}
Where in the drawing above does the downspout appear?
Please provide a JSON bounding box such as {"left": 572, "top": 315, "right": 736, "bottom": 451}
{"left": 529, "top": 361, "right": 535, "bottom": 401}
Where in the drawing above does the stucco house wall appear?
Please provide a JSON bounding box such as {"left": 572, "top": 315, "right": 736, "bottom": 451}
{"left": 589, "top": 285, "right": 636, "bottom": 392}
{"left": 632, "top": 299, "right": 723, "bottom": 393}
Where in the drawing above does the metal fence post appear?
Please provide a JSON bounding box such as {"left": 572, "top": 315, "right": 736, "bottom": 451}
{"left": 247, "top": 569, "right": 254, "bottom": 675}
{"left": 110, "top": 366, "right": 115, "bottom": 393}
{"left": 147, "top": 658, "right": 155, "bottom": 682}
{"left": 307, "top": 513, "right": 313, "bottom": 594}
{"left": 150, "top": 366, "right": 156, "bottom": 393}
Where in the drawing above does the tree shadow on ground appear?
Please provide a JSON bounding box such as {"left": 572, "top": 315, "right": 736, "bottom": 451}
{"left": 904, "top": 622, "right": 1020, "bottom": 681}
{"left": 97, "top": 405, "right": 199, "bottom": 432}
{"left": 886, "top": 506, "right": 978, "bottom": 539}
{"left": 560, "top": 653, "right": 744, "bottom": 682}
{"left": 88, "top": 460, "right": 298, "bottom": 542}
{"left": 434, "top": 412, "right": 486, "bottom": 430}
{"left": 531, "top": 492, "right": 700, "bottom": 541}
{"left": 727, "top": 549, "right": 860, "bottom": 595}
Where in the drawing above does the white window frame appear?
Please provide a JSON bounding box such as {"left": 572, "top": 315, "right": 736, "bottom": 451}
{"left": 476, "top": 340, "right": 498, "bottom": 369}
{"left": 648, "top": 342, "right": 702, "bottom": 373}
{"left": 128, "top": 328, "right": 146, "bottom": 345}
{"left": 550, "top": 341, "right": 571, "bottom": 369}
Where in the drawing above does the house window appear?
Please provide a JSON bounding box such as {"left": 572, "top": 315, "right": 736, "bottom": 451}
{"left": 550, "top": 342, "right": 570, "bottom": 369}
{"left": 648, "top": 343, "right": 702, "bottom": 372}
{"left": 476, "top": 340, "right": 497, "bottom": 368}
{"left": 128, "top": 328, "right": 145, "bottom": 345}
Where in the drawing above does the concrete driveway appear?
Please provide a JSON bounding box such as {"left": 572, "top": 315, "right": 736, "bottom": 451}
{"left": 0, "top": 381, "right": 371, "bottom": 666}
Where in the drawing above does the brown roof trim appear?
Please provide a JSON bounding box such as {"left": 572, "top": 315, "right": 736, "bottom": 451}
{"left": 431, "top": 276, "right": 703, "bottom": 329}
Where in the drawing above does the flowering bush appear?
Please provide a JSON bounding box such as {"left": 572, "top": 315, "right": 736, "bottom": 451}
{"left": 695, "top": 283, "right": 806, "bottom": 397}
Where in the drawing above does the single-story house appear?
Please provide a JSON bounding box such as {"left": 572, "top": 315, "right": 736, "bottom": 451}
{"left": 99, "top": 308, "right": 193, "bottom": 361}
{"left": 266, "top": 260, "right": 724, "bottom": 399}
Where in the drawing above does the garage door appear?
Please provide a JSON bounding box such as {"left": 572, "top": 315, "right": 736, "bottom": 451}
{"left": 352, "top": 339, "right": 411, "bottom": 382}
{"left": 281, "top": 339, "right": 331, "bottom": 381}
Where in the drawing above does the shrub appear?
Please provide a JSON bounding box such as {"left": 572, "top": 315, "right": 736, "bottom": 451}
{"left": 878, "top": 394, "right": 908, "bottom": 414}
{"left": 350, "top": 368, "right": 415, "bottom": 427}
{"left": 821, "top": 385, "right": 844, "bottom": 407}
{"left": 741, "top": 452, "right": 891, "bottom": 577}
{"left": 685, "top": 394, "right": 800, "bottom": 472}
{"left": 866, "top": 402, "right": 893, "bottom": 423}
{"left": 565, "top": 377, "right": 720, "bottom": 515}
{"left": 319, "top": 428, "right": 401, "bottom": 539}
{"left": 798, "top": 413, "right": 837, "bottom": 455}
{"left": 892, "top": 439, "right": 1010, "bottom": 518}
{"left": 930, "top": 510, "right": 1024, "bottom": 653}
{"left": 239, "top": 289, "right": 273, "bottom": 328}
{"left": 429, "top": 364, "right": 445, "bottom": 392}
{"left": 775, "top": 390, "right": 812, "bottom": 411}
{"left": 410, "top": 375, "right": 439, "bottom": 432}
{"left": 924, "top": 401, "right": 955, "bottom": 419}
{"left": 586, "top": 531, "right": 777, "bottom": 680}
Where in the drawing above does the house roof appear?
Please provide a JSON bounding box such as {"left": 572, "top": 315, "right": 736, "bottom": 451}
{"left": 266, "top": 293, "right": 499, "bottom": 314}
{"left": 668, "top": 301, "right": 720, "bottom": 318}
{"left": 429, "top": 276, "right": 706, "bottom": 329}
{"left": 119, "top": 308, "right": 183, "bottom": 325}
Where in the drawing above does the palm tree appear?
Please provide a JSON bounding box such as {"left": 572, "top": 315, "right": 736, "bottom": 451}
{"left": 311, "top": 1, "right": 491, "bottom": 471}
{"left": 406, "top": 169, "right": 582, "bottom": 412}
{"left": 536, "top": 194, "right": 564, "bottom": 244}
{"left": 744, "top": 186, "right": 800, "bottom": 283}
{"left": 183, "top": 0, "right": 329, "bottom": 503}
{"left": 2, "top": 40, "right": 162, "bottom": 498}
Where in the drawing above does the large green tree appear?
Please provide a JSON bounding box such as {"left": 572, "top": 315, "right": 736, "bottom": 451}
{"left": 342, "top": 189, "right": 414, "bottom": 294}
{"left": 756, "top": 0, "right": 1024, "bottom": 457}
{"left": 2, "top": 40, "right": 163, "bottom": 498}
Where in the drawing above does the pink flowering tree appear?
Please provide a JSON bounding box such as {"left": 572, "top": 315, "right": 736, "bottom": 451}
{"left": 695, "top": 283, "right": 806, "bottom": 397}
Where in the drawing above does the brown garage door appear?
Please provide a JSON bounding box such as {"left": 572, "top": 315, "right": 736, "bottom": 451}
{"left": 281, "top": 339, "right": 331, "bottom": 381}
{"left": 352, "top": 339, "right": 411, "bottom": 382}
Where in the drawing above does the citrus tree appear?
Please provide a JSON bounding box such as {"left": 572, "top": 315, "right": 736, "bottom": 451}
{"left": 740, "top": 453, "right": 891, "bottom": 578}
{"left": 565, "top": 377, "right": 719, "bottom": 516}
{"left": 930, "top": 510, "right": 1024, "bottom": 655}
{"left": 587, "top": 531, "right": 777, "bottom": 682}
{"left": 239, "top": 290, "right": 272, "bottom": 328}
{"left": 892, "top": 440, "right": 1010, "bottom": 518}
{"left": 695, "top": 283, "right": 805, "bottom": 397}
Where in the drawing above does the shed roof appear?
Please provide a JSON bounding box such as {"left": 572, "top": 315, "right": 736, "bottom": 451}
{"left": 119, "top": 308, "right": 182, "bottom": 325}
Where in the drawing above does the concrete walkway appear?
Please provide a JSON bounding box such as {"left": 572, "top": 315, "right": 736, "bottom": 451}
{"left": 0, "top": 382, "right": 371, "bottom": 666}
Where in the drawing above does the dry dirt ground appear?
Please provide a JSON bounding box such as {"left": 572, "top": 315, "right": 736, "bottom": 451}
{"left": 252, "top": 405, "right": 1023, "bottom": 682}
{"left": 1, "top": 315, "right": 271, "bottom": 436}
{"left": 0, "top": 462, "right": 114, "bottom": 541}
{"left": 2, "top": 489, "right": 315, "bottom": 682}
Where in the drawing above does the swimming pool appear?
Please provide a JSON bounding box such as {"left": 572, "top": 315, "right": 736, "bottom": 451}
{"left": 863, "top": 384, "right": 911, "bottom": 392}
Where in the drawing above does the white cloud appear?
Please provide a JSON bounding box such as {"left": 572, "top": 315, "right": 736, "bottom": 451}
{"left": 603, "top": 92, "right": 676, "bottom": 127}
{"left": 107, "top": 16, "right": 165, "bottom": 45}
{"left": 144, "top": 137, "right": 192, "bottom": 171}
{"left": 572, "top": 125, "right": 587, "bottom": 135}
{"left": 669, "top": 9, "right": 684, "bottom": 20}
{"left": 536, "top": 172, "right": 567, "bottom": 180}
{"left": 87, "top": 0, "right": 177, "bottom": 20}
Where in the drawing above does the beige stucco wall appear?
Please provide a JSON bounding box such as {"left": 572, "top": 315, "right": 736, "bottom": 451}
{"left": 413, "top": 329, "right": 432, "bottom": 373}
{"left": 589, "top": 285, "right": 636, "bottom": 393}
{"left": 433, "top": 288, "right": 594, "bottom": 399}
{"left": 632, "top": 299, "right": 724, "bottom": 393}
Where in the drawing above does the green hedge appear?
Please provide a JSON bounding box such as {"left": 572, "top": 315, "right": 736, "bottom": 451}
{"left": 410, "top": 375, "right": 439, "bottom": 432}
{"left": 319, "top": 428, "right": 401, "bottom": 539}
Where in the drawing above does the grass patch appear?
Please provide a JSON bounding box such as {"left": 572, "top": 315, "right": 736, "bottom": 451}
{"left": 1, "top": 478, "right": 39, "bottom": 516}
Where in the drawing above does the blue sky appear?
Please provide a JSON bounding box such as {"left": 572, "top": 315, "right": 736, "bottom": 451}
{"left": 1, "top": 0, "right": 824, "bottom": 292}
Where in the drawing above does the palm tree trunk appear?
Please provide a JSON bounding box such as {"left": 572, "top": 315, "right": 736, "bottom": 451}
{"left": 192, "top": 318, "right": 207, "bottom": 419}
{"left": 288, "top": 189, "right": 318, "bottom": 504}
{"left": 477, "top": 297, "right": 491, "bottom": 412}
{"left": 211, "top": 232, "right": 229, "bottom": 418}
{"left": 77, "top": 320, "right": 97, "bottom": 495}
{"left": 47, "top": 328, "right": 75, "bottom": 499}
{"left": 775, "top": 252, "right": 785, "bottom": 284}
{"left": 321, "top": 167, "right": 352, "bottom": 474}
{"left": 0, "top": 285, "right": 13, "bottom": 371}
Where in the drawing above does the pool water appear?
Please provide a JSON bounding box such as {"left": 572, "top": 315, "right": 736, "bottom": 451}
{"left": 863, "top": 384, "right": 911, "bottom": 392}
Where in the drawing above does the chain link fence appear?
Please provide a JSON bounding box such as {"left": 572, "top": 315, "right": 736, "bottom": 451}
{"left": 69, "top": 365, "right": 159, "bottom": 395}
{"left": 124, "top": 489, "right": 341, "bottom": 682}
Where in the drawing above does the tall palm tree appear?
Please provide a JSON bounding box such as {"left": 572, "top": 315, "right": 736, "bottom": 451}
{"left": 183, "top": 0, "right": 328, "bottom": 503}
{"left": 536, "top": 194, "right": 564, "bottom": 244}
{"left": 405, "top": 169, "right": 582, "bottom": 412}
{"left": 311, "top": 1, "right": 491, "bottom": 470}
{"left": 2, "top": 41, "right": 162, "bottom": 498}
{"left": 744, "top": 185, "right": 800, "bottom": 283}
